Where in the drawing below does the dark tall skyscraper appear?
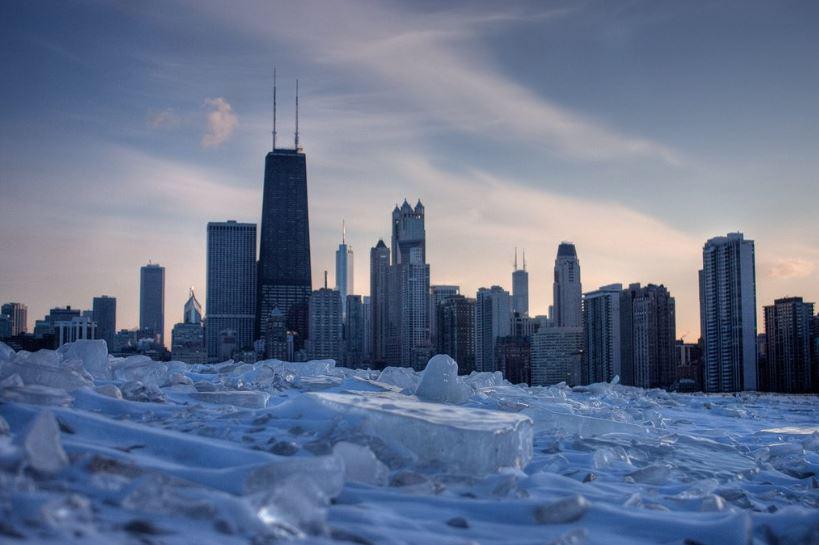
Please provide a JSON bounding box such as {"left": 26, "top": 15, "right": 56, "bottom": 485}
{"left": 553, "top": 242, "right": 582, "bottom": 328}
{"left": 620, "top": 283, "right": 677, "bottom": 389}
{"left": 369, "top": 239, "right": 390, "bottom": 367}
{"left": 256, "top": 145, "right": 312, "bottom": 350}
{"left": 92, "top": 295, "right": 116, "bottom": 348}
{"left": 763, "top": 297, "right": 815, "bottom": 393}
{"left": 140, "top": 263, "right": 165, "bottom": 345}
{"left": 207, "top": 221, "right": 257, "bottom": 361}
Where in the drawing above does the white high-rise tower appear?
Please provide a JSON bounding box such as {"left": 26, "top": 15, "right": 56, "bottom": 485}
{"left": 335, "top": 220, "right": 354, "bottom": 319}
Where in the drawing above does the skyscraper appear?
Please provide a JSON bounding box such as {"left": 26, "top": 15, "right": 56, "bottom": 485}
{"left": 699, "top": 233, "right": 758, "bottom": 392}
{"left": 436, "top": 294, "right": 475, "bottom": 374}
{"left": 369, "top": 239, "right": 390, "bottom": 367}
{"left": 1, "top": 303, "right": 28, "bottom": 336}
{"left": 171, "top": 288, "right": 206, "bottom": 363}
{"left": 335, "top": 221, "right": 354, "bottom": 319}
{"left": 763, "top": 297, "right": 814, "bottom": 393}
{"left": 620, "top": 283, "right": 676, "bottom": 389}
{"left": 531, "top": 327, "right": 583, "bottom": 386}
{"left": 582, "top": 284, "right": 622, "bottom": 384}
{"left": 206, "top": 221, "right": 257, "bottom": 361}
{"left": 140, "top": 263, "right": 165, "bottom": 346}
{"left": 92, "top": 296, "right": 116, "bottom": 349}
{"left": 553, "top": 242, "right": 582, "bottom": 328}
{"left": 386, "top": 199, "right": 431, "bottom": 369}
{"left": 257, "top": 85, "right": 312, "bottom": 352}
{"left": 512, "top": 248, "right": 529, "bottom": 316}
{"left": 307, "top": 275, "right": 342, "bottom": 361}
{"left": 474, "top": 286, "right": 512, "bottom": 372}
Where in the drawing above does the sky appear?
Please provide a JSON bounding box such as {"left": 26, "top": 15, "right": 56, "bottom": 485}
{"left": 1, "top": 0, "right": 818, "bottom": 344}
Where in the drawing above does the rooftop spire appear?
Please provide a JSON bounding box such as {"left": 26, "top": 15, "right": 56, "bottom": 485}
{"left": 323, "top": 269, "right": 328, "bottom": 289}
{"left": 514, "top": 247, "right": 518, "bottom": 270}
{"left": 342, "top": 219, "right": 346, "bottom": 244}
{"left": 272, "top": 66, "right": 277, "bottom": 150}
{"left": 523, "top": 249, "right": 527, "bottom": 271}
{"left": 294, "top": 78, "right": 299, "bottom": 150}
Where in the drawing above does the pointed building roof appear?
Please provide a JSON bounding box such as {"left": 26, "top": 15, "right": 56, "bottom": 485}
{"left": 183, "top": 288, "right": 203, "bottom": 325}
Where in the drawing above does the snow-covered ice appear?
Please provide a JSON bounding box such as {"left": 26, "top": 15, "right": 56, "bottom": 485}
{"left": 1, "top": 339, "right": 818, "bottom": 545}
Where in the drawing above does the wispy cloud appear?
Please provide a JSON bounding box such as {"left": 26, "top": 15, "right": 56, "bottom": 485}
{"left": 188, "top": 0, "right": 681, "bottom": 164}
{"left": 767, "top": 258, "right": 815, "bottom": 279}
{"left": 201, "top": 97, "right": 238, "bottom": 148}
{"left": 148, "top": 108, "right": 181, "bottom": 129}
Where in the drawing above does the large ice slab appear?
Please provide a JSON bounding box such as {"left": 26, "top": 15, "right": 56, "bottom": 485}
{"left": 304, "top": 391, "right": 533, "bottom": 474}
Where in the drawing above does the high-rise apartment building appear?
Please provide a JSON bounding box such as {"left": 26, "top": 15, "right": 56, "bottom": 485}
{"left": 699, "top": 233, "right": 758, "bottom": 392}
{"left": 582, "top": 284, "right": 622, "bottom": 384}
{"left": 140, "top": 263, "right": 165, "bottom": 345}
{"left": 343, "top": 294, "right": 365, "bottom": 368}
{"left": 763, "top": 297, "right": 814, "bottom": 393}
{"left": 474, "top": 286, "right": 511, "bottom": 372}
{"left": 430, "top": 285, "right": 459, "bottom": 349}
{"left": 620, "top": 283, "right": 676, "bottom": 389}
{"left": 206, "top": 221, "right": 257, "bottom": 361}
{"left": 92, "top": 296, "right": 116, "bottom": 349}
{"left": 553, "top": 242, "right": 582, "bottom": 328}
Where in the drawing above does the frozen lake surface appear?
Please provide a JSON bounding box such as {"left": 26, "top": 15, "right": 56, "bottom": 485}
{"left": 1, "top": 342, "right": 818, "bottom": 544}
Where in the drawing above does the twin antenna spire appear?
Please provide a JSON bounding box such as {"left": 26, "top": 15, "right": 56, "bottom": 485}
{"left": 271, "top": 66, "right": 300, "bottom": 151}
{"left": 514, "top": 247, "right": 527, "bottom": 271}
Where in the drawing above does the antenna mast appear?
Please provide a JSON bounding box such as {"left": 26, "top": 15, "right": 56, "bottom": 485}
{"left": 294, "top": 79, "right": 299, "bottom": 149}
{"left": 514, "top": 247, "right": 518, "bottom": 270}
{"left": 272, "top": 66, "right": 277, "bottom": 150}
{"left": 342, "top": 219, "right": 346, "bottom": 245}
{"left": 523, "top": 249, "right": 527, "bottom": 271}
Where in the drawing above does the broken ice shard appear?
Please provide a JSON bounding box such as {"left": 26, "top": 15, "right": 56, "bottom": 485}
{"left": 415, "top": 354, "right": 470, "bottom": 404}
{"left": 19, "top": 410, "right": 69, "bottom": 475}
{"left": 304, "top": 391, "right": 533, "bottom": 474}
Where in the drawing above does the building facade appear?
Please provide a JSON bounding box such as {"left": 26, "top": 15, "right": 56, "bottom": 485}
{"left": 496, "top": 336, "right": 531, "bottom": 385}
{"left": 531, "top": 327, "right": 583, "bottom": 386}
{"left": 699, "top": 233, "right": 758, "bottom": 392}
{"left": 553, "top": 242, "right": 582, "bottom": 328}
{"left": 429, "top": 285, "right": 460, "bottom": 349}
{"left": 344, "top": 294, "right": 366, "bottom": 368}
{"left": 582, "top": 284, "right": 622, "bottom": 384}
{"left": 206, "top": 221, "right": 257, "bottom": 361}
{"left": 55, "top": 316, "right": 97, "bottom": 347}
{"left": 763, "top": 297, "right": 815, "bottom": 393}
{"left": 140, "top": 263, "right": 165, "bottom": 346}
{"left": 474, "top": 286, "right": 511, "bottom": 372}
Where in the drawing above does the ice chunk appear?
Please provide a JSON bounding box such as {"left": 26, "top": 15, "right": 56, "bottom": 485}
{"left": 57, "top": 339, "right": 111, "bottom": 379}
{"left": 189, "top": 390, "right": 270, "bottom": 408}
{"left": 304, "top": 392, "right": 533, "bottom": 474}
{"left": 0, "top": 350, "right": 92, "bottom": 390}
{"left": 0, "top": 340, "right": 14, "bottom": 361}
{"left": 19, "top": 410, "right": 69, "bottom": 475}
{"left": 0, "top": 384, "right": 73, "bottom": 406}
{"left": 415, "top": 354, "right": 470, "bottom": 404}
{"left": 463, "top": 370, "right": 506, "bottom": 389}
{"left": 121, "top": 380, "right": 165, "bottom": 403}
{"left": 94, "top": 384, "right": 123, "bottom": 399}
{"left": 626, "top": 464, "right": 671, "bottom": 485}
{"left": 113, "top": 355, "right": 170, "bottom": 386}
{"left": 1, "top": 373, "right": 24, "bottom": 388}
{"left": 333, "top": 441, "right": 389, "bottom": 486}
{"left": 534, "top": 494, "right": 590, "bottom": 524}
{"left": 377, "top": 366, "right": 420, "bottom": 391}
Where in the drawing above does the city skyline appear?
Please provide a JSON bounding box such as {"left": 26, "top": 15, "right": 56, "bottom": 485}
{"left": 2, "top": 1, "right": 819, "bottom": 343}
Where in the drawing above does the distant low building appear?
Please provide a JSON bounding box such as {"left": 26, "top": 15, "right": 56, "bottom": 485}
{"left": 54, "top": 315, "right": 97, "bottom": 347}
{"left": 1, "top": 302, "right": 28, "bottom": 336}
